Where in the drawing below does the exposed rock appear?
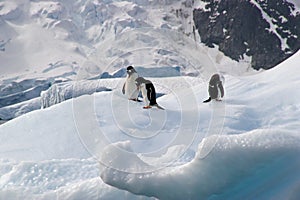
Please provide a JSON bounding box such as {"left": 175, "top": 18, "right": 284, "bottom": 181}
{"left": 193, "top": 0, "right": 300, "bottom": 70}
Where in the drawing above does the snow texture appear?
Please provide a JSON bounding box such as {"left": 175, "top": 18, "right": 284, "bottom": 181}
{"left": 0, "top": 50, "right": 299, "bottom": 199}
{"left": 98, "top": 50, "right": 300, "bottom": 200}
{"left": 0, "top": 0, "right": 300, "bottom": 199}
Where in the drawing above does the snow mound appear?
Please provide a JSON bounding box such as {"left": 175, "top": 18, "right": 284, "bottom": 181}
{"left": 101, "top": 130, "right": 300, "bottom": 199}
{"left": 99, "top": 50, "right": 300, "bottom": 199}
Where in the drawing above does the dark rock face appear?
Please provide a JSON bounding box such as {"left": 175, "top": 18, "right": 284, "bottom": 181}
{"left": 193, "top": 0, "right": 300, "bottom": 70}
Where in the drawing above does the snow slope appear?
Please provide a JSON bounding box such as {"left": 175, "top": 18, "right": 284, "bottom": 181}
{"left": 0, "top": 50, "right": 299, "bottom": 199}
{"left": 99, "top": 51, "right": 300, "bottom": 199}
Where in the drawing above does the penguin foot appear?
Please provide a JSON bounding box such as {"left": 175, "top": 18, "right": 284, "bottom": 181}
{"left": 143, "top": 106, "right": 152, "bottom": 109}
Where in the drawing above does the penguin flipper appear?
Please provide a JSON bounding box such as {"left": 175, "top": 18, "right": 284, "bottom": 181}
{"left": 218, "top": 82, "right": 224, "bottom": 98}
{"left": 122, "top": 83, "right": 126, "bottom": 94}
{"left": 203, "top": 97, "right": 211, "bottom": 103}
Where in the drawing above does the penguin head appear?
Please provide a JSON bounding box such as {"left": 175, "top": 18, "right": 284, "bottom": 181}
{"left": 126, "top": 66, "right": 136, "bottom": 75}
{"left": 209, "top": 74, "right": 221, "bottom": 85}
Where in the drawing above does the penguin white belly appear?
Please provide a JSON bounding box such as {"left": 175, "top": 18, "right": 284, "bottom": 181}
{"left": 125, "top": 73, "right": 139, "bottom": 99}
{"left": 217, "top": 86, "right": 221, "bottom": 99}
{"left": 140, "top": 84, "right": 149, "bottom": 106}
{"left": 217, "top": 81, "right": 224, "bottom": 100}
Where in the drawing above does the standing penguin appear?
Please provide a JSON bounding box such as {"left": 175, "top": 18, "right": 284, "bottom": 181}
{"left": 203, "top": 73, "right": 224, "bottom": 103}
{"left": 135, "top": 77, "right": 164, "bottom": 109}
{"left": 122, "top": 66, "right": 140, "bottom": 101}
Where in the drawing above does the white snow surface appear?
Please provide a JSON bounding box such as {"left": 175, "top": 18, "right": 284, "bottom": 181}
{"left": 0, "top": 50, "right": 300, "bottom": 199}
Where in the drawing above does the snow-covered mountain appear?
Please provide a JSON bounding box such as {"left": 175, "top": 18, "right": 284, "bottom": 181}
{"left": 2, "top": 0, "right": 298, "bottom": 79}
{"left": 0, "top": 0, "right": 202, "bottom": 80}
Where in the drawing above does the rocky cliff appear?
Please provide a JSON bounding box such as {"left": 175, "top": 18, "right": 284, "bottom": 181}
{"left": 193, "top": 0, "right": 300, "bottom": 70}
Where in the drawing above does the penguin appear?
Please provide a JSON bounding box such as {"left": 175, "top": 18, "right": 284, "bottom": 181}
{"left": 203, "top": 73, "right": 224, "bottom": 103}
{"left": 122, "top": 66, "right": 140, "bottom": 101}
{"left": 135, "top": 77, "right": 164, "bottom": 110}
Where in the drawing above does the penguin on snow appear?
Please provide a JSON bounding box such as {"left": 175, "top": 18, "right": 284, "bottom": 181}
{"left": 122, "top": 66, "right": 140, "bottom": 101}
{"left": 135, "top": 77, "right": 164, "bottom": 110}
{"left": 203, "top": 73, "right": 224, "bottom": 103}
